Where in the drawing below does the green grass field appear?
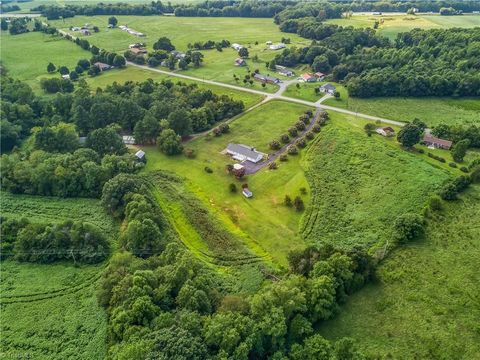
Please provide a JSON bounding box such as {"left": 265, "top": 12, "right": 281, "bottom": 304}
{"left": 319, "top": 185, "right": 480, "bottom": 359}
{"left": 0, "top": 31, "right": 91, "bottom": 92}
{"left": 1, "top": 191, "right": 118, "bottom": 239}
{"left": 1, "top": 261, "right": 107, "bottom": 360}
{"left": 87, "top": 67, "right": 264, "bottom": 109}
{"left": 300, "top": 112, "right": 452, "bottom": 251}
{"left": 326, "top": 14, "right": 480, "bottom": 39}
{"left": 323, "top": 96, "right": 480, "bottom": 127}
{"left": 142, "top": 100, "right": 312, "bottom": 266}
{"left": 46, "top": 15, "right": 309, "bottom": 92}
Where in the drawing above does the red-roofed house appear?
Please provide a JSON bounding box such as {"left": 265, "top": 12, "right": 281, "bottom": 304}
{"left": 422, "top": 134, "right": 453, "bottom": 150}
{"left": 300, "top": 73, "right": 316, "bottom": 82}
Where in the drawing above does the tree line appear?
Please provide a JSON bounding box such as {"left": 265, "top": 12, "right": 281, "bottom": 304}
{"left": 0, "top": 218, "right": 109, "bottom": 263}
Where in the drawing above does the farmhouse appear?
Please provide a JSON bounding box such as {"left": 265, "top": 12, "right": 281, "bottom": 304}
{"left": 314, "top": 72, "right": 326, "bottom": 80}
{"left": 422, "top": 134, "right": 453, "bottom": 150}
{"left": 242, "top": 187, "right": 253, "bottom": 198}
{"left": 376, "top": 126, "right": 395, "bottom": 137}
{"left": 269, "top": 43, "right": 286, "bottom": 50}
{"left": 231, "top": 43, "right": 243, "bottom": 51}
{"left": 122, "top": 135, "right": 136, "bottom": 145}
{"left": 234, "top": 58, "right": 246, "bottom": 66}
{"left": 226, "top": 143, "right": 264, "bottom": 163}
{"left": 300, "top": 73, "right": 316, "bottom": 82}
{"left": 318, "top": 83, "right": 336, "bottom": 95}
{"left": 253, "top": 73, "right": 280, "bottom": 84}
{"left": 94, "top": 62, "right": 112, "bottom": 71}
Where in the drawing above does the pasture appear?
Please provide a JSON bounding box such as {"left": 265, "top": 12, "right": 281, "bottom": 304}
{"left": 1, "top": 261, "right": 107, "bottom": 360}
{"left": 301, "top": 112, "right": 451, "bottom": 250}
{"left": 319, "top": 185, "right": 480, "bottom": 359}
{"left": 47, "top": 15, "right": 309, "bottom": 91}
{"left": 0, "top": 31, "right": 91, "bottom": 92}
{"left": 326, "top": 14, "right": 480, "bottom": 39}
{"left": 143, "top": 100, "right": 313, "bottom": 266}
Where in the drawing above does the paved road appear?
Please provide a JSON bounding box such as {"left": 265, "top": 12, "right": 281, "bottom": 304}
{"left": 128, "top": 62, "right": 405, "bottom": 127}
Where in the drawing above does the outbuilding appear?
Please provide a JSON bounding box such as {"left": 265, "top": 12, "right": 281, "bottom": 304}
{"left": 376, "top": 126, "right": 395, "bottom": 137}
{"left": 135, "top": 150, "right": 146, "bottom": 162}
{"left": 422, "top": 134, "right": 453, "bottom": 150}
{"left": 242, "top": 188, "right": 253, "bottom": 198}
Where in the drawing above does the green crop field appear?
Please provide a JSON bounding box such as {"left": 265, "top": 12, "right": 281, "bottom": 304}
{"left": 1, "top": 191, "right": 118, "bottom": 239}
{"left": 323, "top": 96, "right": 480, "bottom": 127}
{"left": 326, "top": 14, "right": 480, "bottom": 39}
{"left": 319, "top": 185, "right": 480, "bottom": 359}
{"left": 46, "top": 15, "right": 309, "bottom": 91}
{"left": 142, "top": 100, "right": 313, "bottom": 266}
{"left": 301, "top": 112, "right": 452, "bottom": 250}
{"left": 0, "top": 31, "right": 91, "bottom": 92}
{"left": 1, "top": 261, "right": 107, "bottom": 360}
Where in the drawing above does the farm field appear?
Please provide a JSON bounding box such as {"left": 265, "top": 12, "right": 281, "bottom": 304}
{"left": 326, "top": 14, "right": 480, "bottom": 39}
{"left": 142, "top": 100, "right": 313, "bottom": 266}
{"left": 1, "top": 191, "right": 118, "bottom": 239}
{"left": 319, "top": 185, "right": 480, "bottom": 359}
{"left": 323, "top": 95, "right": 480, "bottom": 127}
{"left": 301, "top": 112, "right": 452, "bottom": 251}
{"left": 1, "top": 261, "right": 107, "bottom": 360}
{"left": 0, "top": 31, "right": 91, "bottom": 92}
{"left": 46, "top": 15, "right": 309, "bottom": 91}
{"left": 87, "top": 67, "right": 264, "bottom": 109}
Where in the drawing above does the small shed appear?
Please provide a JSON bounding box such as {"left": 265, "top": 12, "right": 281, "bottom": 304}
{"left": 314, "top": 72, "right": 326, "bottom": 80}
{"left": 242, "top": 188, "right": 253, "bottom": 198}
{"left": 135, "top": 150, "right": 146, "bottom": 162}
{"left": 376, "top": 127, "right": 395, "bottom": 137}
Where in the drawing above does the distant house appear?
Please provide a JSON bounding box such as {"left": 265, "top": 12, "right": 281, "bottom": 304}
{"left": 318, "top": 83, "right": 336, "bottom": 95}
{"left": 300, "top": 73, "right": 316, "bottom": 82}
{"left": 234, "top": 58, "right": 246, "bottom": 66}
{"left": 422, "top": 134, "right": 453, "bottom": 150}
{"left": 171, "top": 50, "right": 186, "bottom": 60}
{"left": 226, "top": 143, "right": 264, "bottom": 163}
{"left": 231, "top": 43, "right": 243, "bottom": 51}
{"left": 79, "top": 29, "right": 91, "bottom": 36}
{"left": 122, "top": 135, "right": 136, "bottom": 145}
{"left": 376, "top": 126, "right": 395, "bottom": 137}
{"left": 94, "top": 62, "right": 112, "bottom": 72}
{"left": 314, "top": 72, "right": 326, "bottom": 80}
{"left": 130, "top": 47, "right": 147, "bottom": 55}
{"left": 129, "top": 43, "right": 145, "bottom": 49}
{"left": 266, "top": 41, "right": 272, "bottom": 45}
{"left": 269, "top": 43, "right": 286, "bottom": 50}
{"left": 253, "top": 73, "right": 280, "bottom": 84}
{"left": 61, "top": 74, "right": 70, "bottom": 80}
{"left": 276, "top": 65, "right": 294, "bottom": 76}
{"left": 242, "top": 187, "right": 253, "bottom": 198}
{"left": 135, "top": 150, "right": 146, "bottom": 162}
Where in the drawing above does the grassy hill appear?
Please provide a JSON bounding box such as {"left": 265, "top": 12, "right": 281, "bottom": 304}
{"left": 319, "top": 185, "right": 480, "bottom": 359}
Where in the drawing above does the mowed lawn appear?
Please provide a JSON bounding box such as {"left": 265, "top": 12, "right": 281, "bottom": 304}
{"left": 47, "top": 15, "right": 309, "bottom": 91}
{"left": 0, "top": 31, "right": 91, "bottom": 91}
{"left": 87, "top": 67, "right": 264, "bottom": 109}
{"left": 319, "top": 185, "right": 480, "bottom": 359}
{"left": 323, "top": 95, "right": 480, "bottom": 127}
{"left": 1, "top": 261, "right": 107, "bottom": 360}
{"left": 142, "top": 100, "right": 313, "bottom": 265}
{"left": 300, "top": 112, "right": 452, "bottom": 250}
{"left": 326, "top": 14, "right": 480, "bottom": 39}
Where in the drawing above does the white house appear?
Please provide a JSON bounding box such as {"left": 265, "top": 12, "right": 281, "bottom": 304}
{"left": 269, "top": 43, "right": 286, "bottom": 50}
{"left": 242, "top": 188, "right": 253, "bottom": 198}
{"left": 226, "top": 143, "right": 264, "bottom": 163}
{"left": 231, "top": 43, "right": 243, "bottom": 51}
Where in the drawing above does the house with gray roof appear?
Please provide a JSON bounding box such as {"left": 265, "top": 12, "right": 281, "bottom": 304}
{"left": 253, "top": 73, "right": 280, "bottom": 84}
{"left": 318, "top": 83, "right": 336, "bottom": 95}
{"left": 226, "top": 143, "right": 264, "bottom": 163}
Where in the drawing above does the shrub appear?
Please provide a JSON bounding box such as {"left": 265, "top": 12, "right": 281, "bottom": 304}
{"left": 393, "top": 213, "right": 425, "bottom": 244}
{"left": 288, "top": 127, "right": 298, "bottom": 137}
{"left": 279, "top": 154, "right": 288, "bottom": 162}
{"left": 204, "top": 166, "right": 213, "bottom": 173}
{"left": 428, "top": 196, "right": 443, "bottom": 212}
{"left": 269, "top": 161, "right": 278, "bottom": 170}
{"left": 312, "top": 124, "right": 321, "bottom": 133}
{"left": 417, "top": 148, "right": 425, "bottom": 154}
{"left": 280, "top": 134, "right": 290, "bottom": 143}
{"left": 269, "top": 140, "right": 281, "bottom": 150}
{"left": 439, "top": 182, "right": 459, "bottom": 200}
{"left": 296, "top": 138, "right": 306, "bottom": 148}
{"left": 213, "top": 127, "right": 222, "bottom": 136}
{"left": 284, "top": 195, "right": 292, "bottom": 207}
{"left": 184, "top": 148, "right": 195, "bottom": 158}
{"left": 460, "top": 166, "right": 469, "bottom": 173}
{"left": 295, "top": 121, "right": 306, "bottom": 131}
{"left": 305, "top": 131, "right": 314, "bottom": 140}
{"left": 293, "top": 196, "right": 304, "bottom": 212}
{"left": 299, "top": 114, "right": 310, "bottom": 124}
{"left": 300, "top": 187, "right": 307, "bottom": 195}
{"left": 304, "top": 109, "right": 313, "bottom": 118}
{"left": 229, "top": 183, "right": 237, "bottom": 193}
{"left": 287, "top": 145, "right": 298, "bottom": 155}
{"left": 219, "top": 123, "right": 230, "bottom": 133}
{"left": 449, "top": 162, "right": 457, "bottom": 168}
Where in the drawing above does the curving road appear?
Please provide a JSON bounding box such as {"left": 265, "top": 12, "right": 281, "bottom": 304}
{"left": 128, "top": 62, "right": 406, "bottom": 127}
